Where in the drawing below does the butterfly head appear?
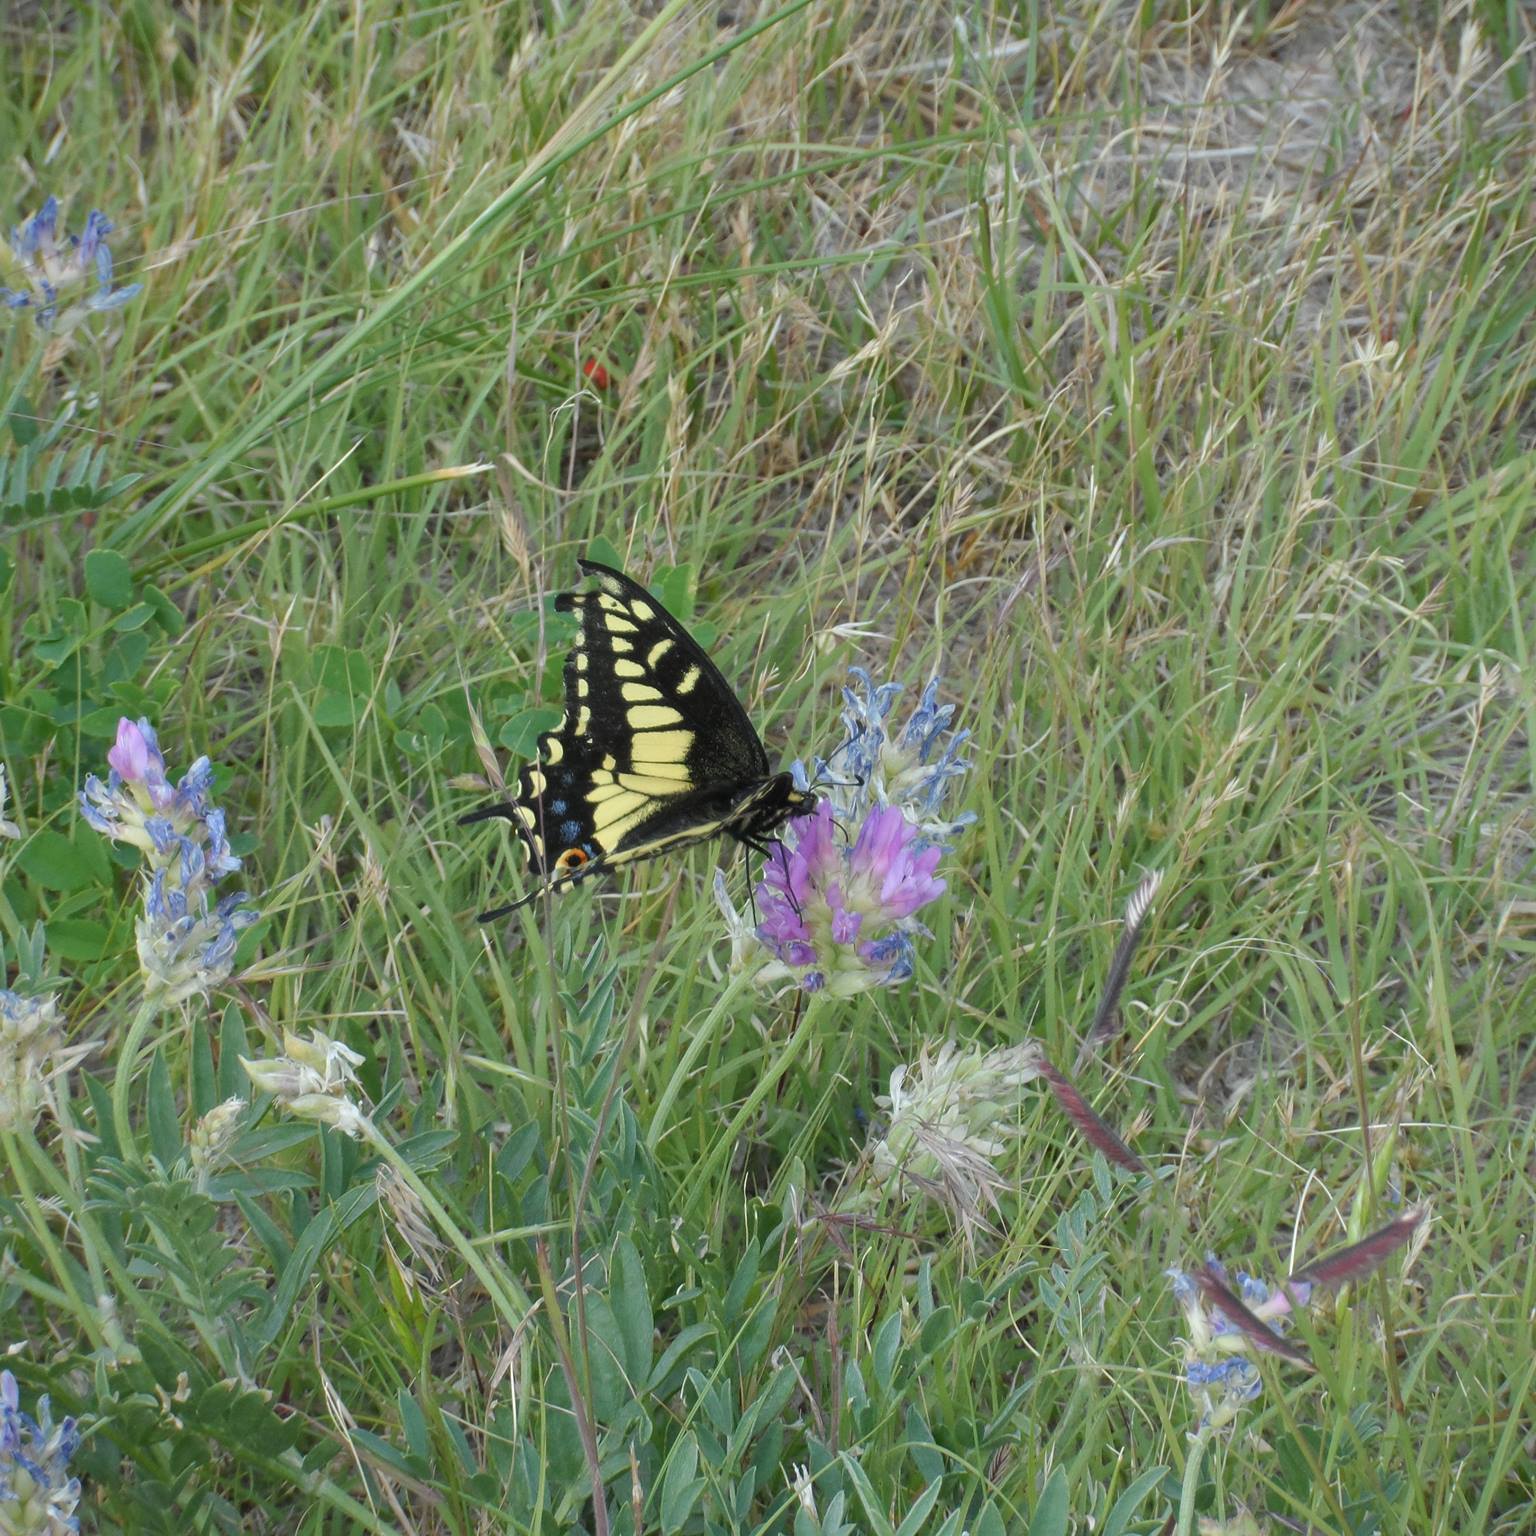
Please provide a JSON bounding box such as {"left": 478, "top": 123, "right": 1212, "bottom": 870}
{"left": 731, "top": 773, "right": 815, "bottom": 845}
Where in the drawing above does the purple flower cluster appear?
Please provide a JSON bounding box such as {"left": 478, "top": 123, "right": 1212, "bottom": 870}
{"left": 80, "top": 719, "right": 257, "bottom": 1006}
{"left": 2, "top": 196, "right": 141, "bottom": 330}
{"left": 0, "top": 1369, "right": 81, "bottom": 1533}
{"left": 715, "top": 671, "right": 970, "bottom": 996}
{"left": 755, "top": 801, "right": 945, "bottom": 995}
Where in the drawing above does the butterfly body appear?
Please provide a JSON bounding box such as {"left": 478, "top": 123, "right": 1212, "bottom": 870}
{"left": 463, "top": 558, "right": 809, "bottom": 919}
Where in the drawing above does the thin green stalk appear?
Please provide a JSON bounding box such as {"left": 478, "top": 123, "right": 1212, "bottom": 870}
{"left": 111, "top": 996, "right": 166, "bottom": 1165}
{"left": 679, "top": 994, "right": 820, "bottom": 1221}
{"left": 1, "top": 1130, "right": 109, "bottom": 1352}
{"left": 1176, "top": 1425, "right": 1210, "bottom": 1536}
{"left": 132, "top": 463, "right": 492, "bottom": 579}
{"left": 645, "top": 968, "right": 753, "bottom": 1152}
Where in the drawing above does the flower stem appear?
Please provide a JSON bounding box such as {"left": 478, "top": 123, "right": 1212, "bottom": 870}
{"left": 645, "top": 969, "right": 752, "bottom": 1152}
{"left": 1177, "top": 1424, "right": 1210, "bottom": 1536}
{"left": 679, "top": 994, "right": 820, "bottom": 1222}
{"left": 1, "top": 1130, "right": 110, "bottom": 1351}
{"left": 111, "top": 997, "right": 166, "bottom": 1163}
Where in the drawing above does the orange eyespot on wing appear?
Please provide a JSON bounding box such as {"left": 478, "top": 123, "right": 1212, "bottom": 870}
{"left": 555, "top": 846, "right": 591, "bottom": 872}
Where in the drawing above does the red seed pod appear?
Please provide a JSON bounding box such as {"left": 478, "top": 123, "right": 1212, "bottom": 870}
{"left": 582, "top": 357, "right": 611, "bottom": 390}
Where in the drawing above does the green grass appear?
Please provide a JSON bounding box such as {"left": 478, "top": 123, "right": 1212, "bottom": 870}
{"left": 2, "top": 1, "right": 1534, "bottom": 1532}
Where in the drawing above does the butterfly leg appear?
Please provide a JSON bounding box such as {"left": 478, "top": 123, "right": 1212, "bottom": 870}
{"left": 736, "top": 833, "right": 806, "bottom": 920}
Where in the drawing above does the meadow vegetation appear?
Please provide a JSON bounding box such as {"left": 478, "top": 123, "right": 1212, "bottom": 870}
{"left": 1, "top": 1, "right": 1533, "bottom": 1531}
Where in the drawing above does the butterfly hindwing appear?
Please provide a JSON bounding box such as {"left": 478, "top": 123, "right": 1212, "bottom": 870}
{"left": 464, "top": 558, "right": 808, "bottom": 918}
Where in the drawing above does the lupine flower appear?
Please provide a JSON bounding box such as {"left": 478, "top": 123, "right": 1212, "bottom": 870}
{"left": 1, "top": 196, "right": 142, "bottom": 330}
{"left": 79, "top": 718, "right": 258, "bottom": 1007}
{"left": 797, "top": 668, "right": 974, "bottom": 839}
{"left": 242, "top": 1028, "right": 371, "bottom": 1139}
{"left": 0, "top": 765, "right": 19, "bottom": 840}
{"left": 753, "top": 800, "right": 947, "bottom": 996}
{"left": 864, "top": 1039, "right": 1047, "bottom": 1226}
{"left": 0, "top": 1368, "right": 81, "bottom": 1534}
{"left": 1168, "top": 1210, "right": 1425, "bottom": 1430}
{"left": 0, "top": 989, "right": 69, "bottom": 1135}
{"left": 715, "top": 670, "right": 970, "bottom": 994}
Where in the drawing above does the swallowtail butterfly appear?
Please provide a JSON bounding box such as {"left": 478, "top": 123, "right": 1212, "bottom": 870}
{"left": 462, "top": 558, "right": 811, "bottom": 919}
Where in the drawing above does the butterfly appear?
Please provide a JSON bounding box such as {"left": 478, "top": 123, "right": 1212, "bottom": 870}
{"left": 461, "top": 557, "right": 812, "bottom": 920}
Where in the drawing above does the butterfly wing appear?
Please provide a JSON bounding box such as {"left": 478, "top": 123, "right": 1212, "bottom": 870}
{"left": 464, "top": 559, "right": 794, "bottom": 917}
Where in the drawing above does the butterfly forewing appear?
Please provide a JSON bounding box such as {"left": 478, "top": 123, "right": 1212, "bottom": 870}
{"left": 465, "top": 558, "right": 806, "bottom": 917}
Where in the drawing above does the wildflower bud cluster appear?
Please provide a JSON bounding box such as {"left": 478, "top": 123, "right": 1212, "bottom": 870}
{"left": 79, "top": 719, "right": 258, "bottom": 1007}
{"left": 0, "top": 1368, "right": 81, "bottom": 1534}
{"left": 1, "top": 196, "right": 141, "bottom": 330}
{"left": 0, "top": 989, "right": 67, "bottom": 1136}
{"left": 242, "top": 1028, "right": 371, "bottom": 1139}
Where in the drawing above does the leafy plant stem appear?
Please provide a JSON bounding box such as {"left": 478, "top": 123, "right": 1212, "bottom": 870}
{"left": 645, "top": 967, "right": 753, "bottom": 1151}
{"left": 110, "top": 996, "right": 165, "bottom": 1166}
{"left": 1176, "top": 1423, "right": 1210, "bottom": 1536}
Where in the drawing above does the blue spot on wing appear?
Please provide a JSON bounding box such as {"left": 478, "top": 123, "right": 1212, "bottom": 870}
{"left": 548, "top": 798, "right": 567, "bottom": 815}
{"left": 560, "top": 818, "right": 583, "bottom": 844}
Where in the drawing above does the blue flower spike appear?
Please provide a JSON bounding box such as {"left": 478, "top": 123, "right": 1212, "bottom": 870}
{"left": 79, "top": 718, "right": 258, "bottom": 1007}
{"left": 2, "top": 196, "right": 142, "bottom": 330}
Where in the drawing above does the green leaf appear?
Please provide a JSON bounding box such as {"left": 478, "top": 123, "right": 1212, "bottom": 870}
{"left": 346, "top": 1427, "right": 415, "bottom": 1476}
{"left": 15, "top": 829, "right": 104, "bottom": 892}
{"left": 191, "top": 1024, "right": 217, "bottom": 1117}
{"left": 111, "top": 602, "right": 156, "bottom": 633}
{"left": 611, "top": 1235, "right": 654, "bottom": 1381}
{"left": 578, "top": 1294, "right": 626, "bottom": 1419}
{"left": 217, "top": 1002, "right": 250, "bottom": 1100}
{"left": 722, "top": 1238, "right": 760, "bottom": 1327}
{"left": 1028, "top": 1467, "right": 1070, "bottom": 1536}
{"left": 904, "top": 1405, "right": 944, "bottom": 1485}
{"left": 85, "top": 548, "right": 134, "bottom": 608}
{"left": 1103, "top": 1467, "right": 1169, "bottom": 1536}
{"left": 497, "top": 705, "right": 561, "bottom": 758}
{"left": 398, "top": 1389, "right": 430, "bottom": 1465}
{"left": 653, "top": 563, "right": 695, "bottom": 622}
{"left": 587, "top": 533, "right": 624, "bottom": 570}
{"left": 314, "top": 693, "right": 361, "bottom": 728}
{"left": 895, "top": 1479, "right": 944, "bottom": 1536}
{"left": 32, "top": 627, "right": 82, "bottom": 667}
{"left": 43, "top": 917, "right": 111, "bottom": 962}
{"left": 8, "top": 400, "right": 39, "bottom": 447}
{"left": 0, "top": 545, "right": 14, "bottom": 597}
{"left": 147, "top": 1049, "right": 180, "bottom": 1168}
{"left": 647, "top": 1321, "right": 715, "bottom": 1395}
{"left": 872, "top": 1311, "right": 902, "bottom": 1393}
{"left": 657, "top": 1430, "right": 704, "bottom": 1533}
{"left": 142, "top": 583, "right": 184, "bottom": 636}
{"left": 255, "top": 1205, "right": 340, "bottom": 1350}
